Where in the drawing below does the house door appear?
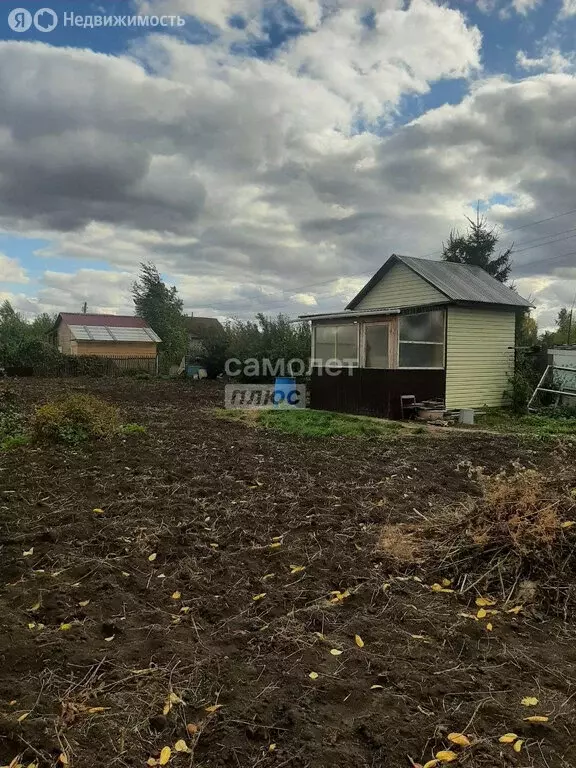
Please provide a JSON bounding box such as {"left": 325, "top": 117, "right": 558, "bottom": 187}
{"left": 364, "top": 322, "right": 394, "bottom": 369}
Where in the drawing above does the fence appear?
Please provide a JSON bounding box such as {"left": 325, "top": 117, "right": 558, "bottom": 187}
{"left": 6, "top": 355, "right": 158, "bottom": 378}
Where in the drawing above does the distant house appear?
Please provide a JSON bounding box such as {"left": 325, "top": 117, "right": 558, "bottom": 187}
{"left": 299, "top": 254, "right": 531, "bottom": 419}
{"left": 52, "top": 313, "right": 161, "bottom": 364}
{"left": 184, "top": 315, "right": 225, "bottom": 356}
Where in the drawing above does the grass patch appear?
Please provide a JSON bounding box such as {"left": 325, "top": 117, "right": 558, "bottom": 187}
{"left": 217, "top": 408, "right": 405, "bottom": 438}
{"left": 475, "top": 410, "right": 576, "bottom": 437}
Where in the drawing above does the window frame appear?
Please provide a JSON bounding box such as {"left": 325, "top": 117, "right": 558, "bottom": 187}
{"left": 397, "top": 309, "right": 446, "bottom": 370}
{"left": 312, "top": 322, "right": 360, "bottom": 368}
{"left": 361, "top": 320, "right": 398, "bottom": 369}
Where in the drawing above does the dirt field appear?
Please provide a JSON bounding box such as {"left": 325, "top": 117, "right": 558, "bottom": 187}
{"left": 1, "top": 379, "right": 576, "bottom": 768}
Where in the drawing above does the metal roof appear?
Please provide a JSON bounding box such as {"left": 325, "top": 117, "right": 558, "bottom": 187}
{"left": 347, "top": 254, "right": 532, "bottom": 310}
{"left": 298, "top": 308, "right": 400, "bottom": 321}
{"left": 69, "top": 325, "right": 161, "bottom": 343}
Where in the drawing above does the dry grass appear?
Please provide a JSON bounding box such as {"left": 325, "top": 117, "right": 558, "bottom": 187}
{"left": 378, "top": 468, "right": 576, "bottom": 610}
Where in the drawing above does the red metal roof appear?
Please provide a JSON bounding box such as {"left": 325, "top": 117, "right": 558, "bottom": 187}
{"left": 58, "top": 313, "right": 150, "bottom": 329}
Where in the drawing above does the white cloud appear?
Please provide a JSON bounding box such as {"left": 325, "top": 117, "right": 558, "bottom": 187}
{"left": 517, "top": 48, "right": 575, "bottom": 73}
{"left": 512, "top": 0, "right": 542, "bottom": 14}
{"left": 0, "top": 252, "right": 29, "bottom": 284}
{"left": 559, "top": 0, "right": 576, "bottom": 18}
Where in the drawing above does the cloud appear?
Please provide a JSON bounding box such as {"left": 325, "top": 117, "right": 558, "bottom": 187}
{"left": 517, "top": 48, "right": 575, "bottom": 73}
{"left": 511, "top": 0, "right": 542, "bottom": 14}
{"left": 0, "top": 252, "right": 29, "bottom": 284}
{"left": 559, "top": 0, "right": 576, "bottom": 17}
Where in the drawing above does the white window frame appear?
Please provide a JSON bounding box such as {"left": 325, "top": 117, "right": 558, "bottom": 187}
{"left": 361, "top": 320, "right": 398, "bottom": 369}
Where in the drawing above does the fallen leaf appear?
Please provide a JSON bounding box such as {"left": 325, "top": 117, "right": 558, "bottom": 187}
{"left": 476, "top": 608, "right": 487, "bottom": 619}
{"left": 329, "top": 648, "right": 343, "bottom": 656}
{"left": 186, "top": 723, "right": 199, "bottom": 735}
{"left": 435, "top": 751, "right": 458, "bottom": 763}
{"left": 29, "top": 602, "right": 40, "bottom": 612}
{"left": 147, "top": 760, "right": 158, "bottom": 767}
{"left": 159, "top": 746, "right": 171, "bottom": 765}
{"left": 272, "top": 535, "right": 281, "bottom": 540}
{"left": 180, "top": 606, "right": 191, "bottom": 614}
{"left": 290, "top": 565, "right": 305, "bottom": 575}
{"left": 447, "top": 733, "right": 470, "bottom": 747}
{"left": 441, "top": 578, "right": 453, "bottom": 587}
{"left": 269, "top": 542, "right": 282, "bottom": 549}
{"left": 355, "top": 634, "right": 365, "bottom": 648}
{"left": 205, "top": 704, "right": 223, "bottom": 713}
{"left": 78, "top": 600, "right": 90, "bottom": 608}
{"left": 171, "top": 592, "right": 181, "bottom": 600}
{"left": 498, "top": 733, "right": 518, "bottom": 744}
{"left": 262, "top": 573, "right": 275, "bottom": 581}
{"left": 431, "top": 583, "right": 454, "bottom": 593}
{"left": 382, "top": 582, "right": 390, "bottom": 591}
{"left": 22, "top": 548, "right": 33, "bottom": 557}
{"left": 17, "top": 712, "right": 30, "bottom": 723}
{"left": 174, "top": 740, "right": 190, "bottom": 753}
{"left": 513, "top": 739, "right": 524, "bottom": 753}
{"left": 370, "top": 685, "right": 384, "bottom": 690}
{"left": 506, "top": 605, "right": 523, "bottom": 614}
{"left": 169, "top": 693, "right": 182, "bottom": 705}
{"left": 252, "top": 593, "right": 266, "bottom": 601}
{"left": 104, "top": 635, "right": 115, "bottom": 642}
{"left": 458, "top": 612, "right": 478, "bottom": 621}
{"left": 148, "top": 553, "right": 157, "bottom": 562}
{"left": 486, "top": 623, "right": 493, "bottom": 631}
{"left": 309, "top": 672, "right": 319, "bottom": 680}
{"left": 268, "top": 744, "right": 276, "bottom": 752}
{"left": 475, "top": 596, "right": 497, "bottom": 607}
{"left": 9, "top": 701, "right": 17, "bottom": 706}
{"left": 87, "top": 707, "right": 110, "bottom": 714}
{"left": 92, "top": 508, "right": 105, "bottom": 515}
{"left": 59, "top": 623, "right": 73, "bottom": 631}
{"left": 329, "top": 589, "right": 351, "bottom": 603}
{"left": 524, "top": 715, "right": 549, "bottom": 723}
{"left": 27, "top": 623, "right": 36, "bottom": 630}
{"left": 121, "top": 571, "right": 130, "bottom": 577}
{"left": 521, "top": 696, "right": 539, "bottom": 706}
{"left": 423, "top": 761, "right": 440, "bottom": 768}
{"left": 561, "top": 521, "right": 576, "bottom": 529}
{"left": 58, "top": 754, "right": 68, "bottom": 765}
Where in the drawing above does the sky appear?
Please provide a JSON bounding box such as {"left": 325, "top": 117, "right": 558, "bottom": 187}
{"left": 1, "top": 0, "right": 576, "bottom": 330}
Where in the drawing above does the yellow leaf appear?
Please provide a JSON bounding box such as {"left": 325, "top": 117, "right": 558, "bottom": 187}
{"left": 147, "top": 760, "right": 158, "bottom": 767}
{"left": 268, "top": 744, "right": 276, "bottom": 752}
{"left": 272, "top": 535, "right": 282, "bottom": 540}
{"left": 27, "top": 623, "right": 36, "bottom": 630}
{"left": 513, "top": 740, "right": 524, "bottom": 753}
{"left": 476, "top": 608, "right": 487, "bottom": 619}
{"left": 269, "top": 542, "right": 282, "bottom": 549}
{"left": 87, "top": 707, "right": 110, "bottom": 714}
{"left": 435, "top": 751, "right": 458, "bottom": 763}
{"left": 17, "top": 712, "right": 30, "bottom": 723}
{"left": 205, "top": 704, "right": 222, "bottom": 713}
{"left": 92, "top": 508, "right": 105, "bottom": 515}
{"left": 354, "top": 634, "right": 364, "bottom": 648}
{"left": 180, "top": 606, "right": 191, "bottom": 614}
{"left": 171, "top": 592, "right": 181, "bottom": 600}
{"left": 447, "top": 733, "right": 470, "bottom": 747}
{"left": 290, "top": 565, "right": 305, "bottom": 575}
{"left": 329, "top": 648, "right": 343, "bottom": 656}
{"left": 169, "top": 692, "right": 182, "bottom": 704}
{"left": 23, "top": 548, "right": 34, "bottom": 557}
{"left": 524, "top": 715, "right": 549, "bottom": 723}
{"left": 309, "top": 672, "right": 319, "bottom": 680}
{"left": 9, "top": 701, "right": 17, "bottom": 706}
{"left": 78, "top": 600, "right": 90, "bottom": 607}
{"left": 29, "top": 602, "right": 40, "bottom": 612}
{"left": 252, "top": 593, "right": 266, "bottom": 601}
{"left": 458, "top": 612, "right": 478, "bottom": 621}
{"left": 262, "top": 573, "right": 275, "bottom": 581}
{"left": 475, "top": 596, "right": 497, "bottom": 607}
{"left": 159, "top": 746, "right": 171, "bottom": 765}
{"left": 148, "top": 553, "right": 157, "bottom": 562}
{"left": 423, "top": 761, "right": 440, "bottom": 768}
{"left": 104, "top": 635, "right": 115, "bottom": 642}
{"left": 58, "top": 754, "right": 68, "bottom": 766}
{"left": 498, "top": 733, "right": 518, "bottom": 744}
{"left": 174, "top": 740, "right": 190, "bottom": 753}
{"left": 59, "top": 623, "right": 73, "bottom": 631}
{"left": 431, "top": 583, "right": 453, "bottom": 593}
{"left": 382, "top": 582, "right": 390, "bottom": 591}
{"left": 506, "top": 605, "right": 523, "bottom": 614}
{"left": 521, "top": 696, "right": 539, "bottom": 706}
{"left": 441, "top": 578, "right": 453, "bottom": 587}
{"left": 370, "top": 685, "right": 384, "bottom": 690}
{"left": 486, "top": 623, "right": 493, "bottom": 631}
{"left": 561, "top": 521, "right": 576, "bottom": 529}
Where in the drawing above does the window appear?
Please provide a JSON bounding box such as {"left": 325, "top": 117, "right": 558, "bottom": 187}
{"left": 399, "top": 310, "right": 445, "bottom": 369}
{"left": 365, "top": 324, "right": 390, "bottom": 369}
{"left": 314, "top": 324, "right": 358, "bottom": 366}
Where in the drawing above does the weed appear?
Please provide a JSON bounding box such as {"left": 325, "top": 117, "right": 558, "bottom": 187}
{"left": 121, "top": 423, "right": 147, "bottom": 435}
{"left": 0, "top": 434, "right": 30, "bottom": 451}
{"left": 33, "top": 394, "right": 120, "bottom": 443}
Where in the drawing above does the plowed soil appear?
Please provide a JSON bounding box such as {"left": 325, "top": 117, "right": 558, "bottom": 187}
{"left": 1, "top": 378, "right": 575, "bottom": 768}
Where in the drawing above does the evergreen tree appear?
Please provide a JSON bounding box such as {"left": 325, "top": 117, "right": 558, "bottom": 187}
{"left": 442, "top": 205, "right": 513, "bottom": 283}
{"left": 132, "top": 262, "right": 187, "bottom": 369}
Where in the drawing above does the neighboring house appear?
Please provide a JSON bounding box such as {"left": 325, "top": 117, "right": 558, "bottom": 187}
{"left": 184, "top": 315, "right": 225, "bottom": 356}
{"left": 52, "top": 313, "right": 161, "bottom": 360}
{"left": 299, "top": 254, "right": 531, "bottom": 419}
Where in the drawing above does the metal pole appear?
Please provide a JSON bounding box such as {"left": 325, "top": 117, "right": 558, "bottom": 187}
{"left": 528, "top": 364, "right": 550, "bottom": 411}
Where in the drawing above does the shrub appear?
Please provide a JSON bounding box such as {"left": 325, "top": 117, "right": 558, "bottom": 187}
{"left": 33, "top": 394, "right": 120, "bottom": 443}
{"left": 0, "top": 388, "right": 25, "bottom": 441}
{"left": 1, "top": 434, "right": 31, "bottom": 451}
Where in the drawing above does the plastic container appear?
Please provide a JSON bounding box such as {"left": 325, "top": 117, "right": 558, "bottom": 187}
{"left": 273, "top": 377, "right": 298, "bottom": 408}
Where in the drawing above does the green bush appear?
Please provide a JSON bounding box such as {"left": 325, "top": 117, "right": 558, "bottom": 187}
{"left": 120, "top": 423, "right": 147, "bottom": 435}
{"left": 33, "top": 394, "right": 120, "bottom": 443}
{"left": 1, "top": 434, "right": 30, "bottom": 451}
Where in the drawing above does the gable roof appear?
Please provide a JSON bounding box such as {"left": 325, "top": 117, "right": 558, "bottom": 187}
{"left": 346, "top": 254, "right": 531, "bottom": 310}
{"left": 184, "top": 316, "right": 224, "bottom": 338}
{"left": 57, "top": 313, "right": 150, "bottom": 328}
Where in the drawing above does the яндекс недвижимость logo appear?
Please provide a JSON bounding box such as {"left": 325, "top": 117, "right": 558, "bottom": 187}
{"left": 8, "top": 7, "right": 58, "bottom": 32}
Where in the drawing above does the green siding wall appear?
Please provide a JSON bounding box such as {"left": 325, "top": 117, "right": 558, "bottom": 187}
{"left": 356, "top": 262, "right": 447, "bottom": 309}
{"left": 445, "top": 307, "right": 515, "bottom": 409}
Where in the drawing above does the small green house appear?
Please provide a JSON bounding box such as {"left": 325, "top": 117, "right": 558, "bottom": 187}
{"left": 299, "top": 254, "right": 531, "bottom": 418}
